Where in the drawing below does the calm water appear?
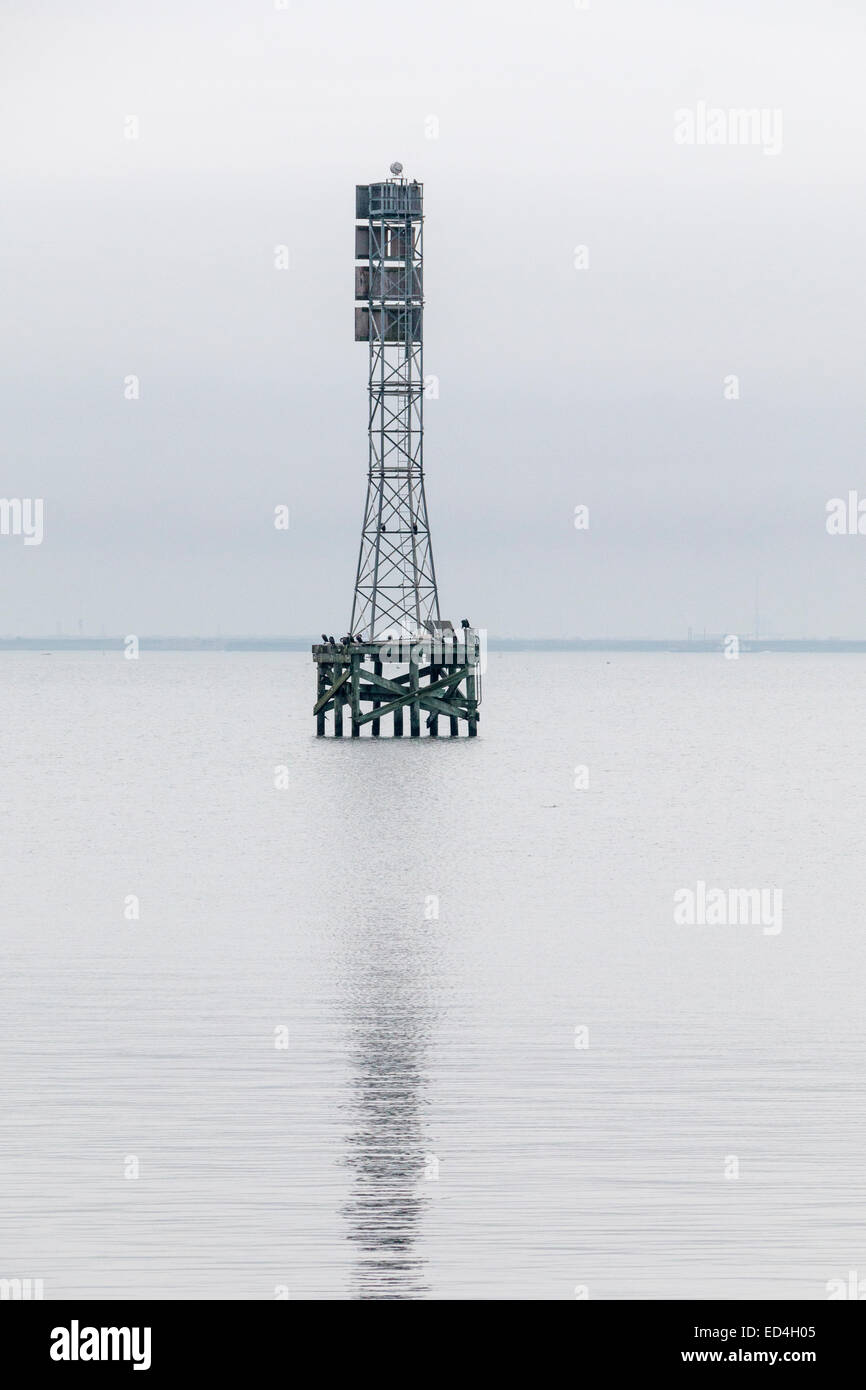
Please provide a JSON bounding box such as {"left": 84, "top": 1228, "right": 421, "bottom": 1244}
{"left": 1, "top": 652, "right": 865, "bottom": 1300}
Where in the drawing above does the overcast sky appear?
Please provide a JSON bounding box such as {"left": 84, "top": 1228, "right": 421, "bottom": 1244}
{"left": 1, "top": 0, "right": 865, "bottom": 637}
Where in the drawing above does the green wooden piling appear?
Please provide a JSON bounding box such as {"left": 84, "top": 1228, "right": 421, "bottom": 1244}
{"left": 428, "top": 664, "right": 439, "bottom": 736}
{"left": 372, "top": 658, "right": 382, "bottom": 737}
{"left": 334, "top": 660, "right": 344, "bottom": 736}
{"left": 351, "top": 654, "right": 360, "bottom": 737}
{"left": 316, "top": 663, "right": 326, "bottom": 736}
{"left": 409, "top": 657, "right": 420, "bottom": 738}
{"left": 466, "top": 666, "right": 478, "bottom": 738}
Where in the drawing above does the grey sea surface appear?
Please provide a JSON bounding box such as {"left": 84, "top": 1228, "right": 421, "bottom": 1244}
{"left": 1, "top": 652, "right": 864, "bottom": 1300}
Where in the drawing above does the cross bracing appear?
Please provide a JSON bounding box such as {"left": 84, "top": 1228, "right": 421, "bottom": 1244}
{"left": 350, "top": 181, "right": 439, "bottom": 640}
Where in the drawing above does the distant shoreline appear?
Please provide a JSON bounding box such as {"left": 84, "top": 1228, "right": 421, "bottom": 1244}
{"left": 4, "top": 637, "right": 866, "bottom": 655}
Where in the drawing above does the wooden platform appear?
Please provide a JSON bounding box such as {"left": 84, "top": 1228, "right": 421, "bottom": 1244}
{"left": 312, "top": 639, "right": 480, "bottom": 737}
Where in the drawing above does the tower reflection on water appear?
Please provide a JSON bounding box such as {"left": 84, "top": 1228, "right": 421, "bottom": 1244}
{"left": 340, "top": 924, "right": 435, "bottom": 1300}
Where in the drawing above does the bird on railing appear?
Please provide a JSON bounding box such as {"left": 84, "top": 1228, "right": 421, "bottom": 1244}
{"left": 321, "top": 633, "right": 329, "bottom": 644}
{"left": 329, "top": 635, "right": 336, "bottom": 645}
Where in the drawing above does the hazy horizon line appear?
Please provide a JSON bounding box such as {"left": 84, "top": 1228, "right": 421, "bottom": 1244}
{"left": 4, "top": 635, "right": 866, "bottom": 652}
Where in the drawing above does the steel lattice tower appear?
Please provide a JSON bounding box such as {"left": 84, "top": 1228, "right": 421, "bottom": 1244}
{"left": 350, "top": 173, "right": 437, "bottom": 639}
{"left": 311, "top": 165, "right": 480, "bottom": 738}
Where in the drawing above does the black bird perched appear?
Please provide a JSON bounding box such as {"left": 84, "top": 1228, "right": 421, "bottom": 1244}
{"left": 321, "top": 633, "right": 329, "bottom": 643}
{"left": 354, "top": 634, "right": 363, "bottom": 644}
{"left": 329, "top": 635, "right": 336, "bottom": 645}
{"left": 461, "top": 618, "right": 470, "bottom": 629}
